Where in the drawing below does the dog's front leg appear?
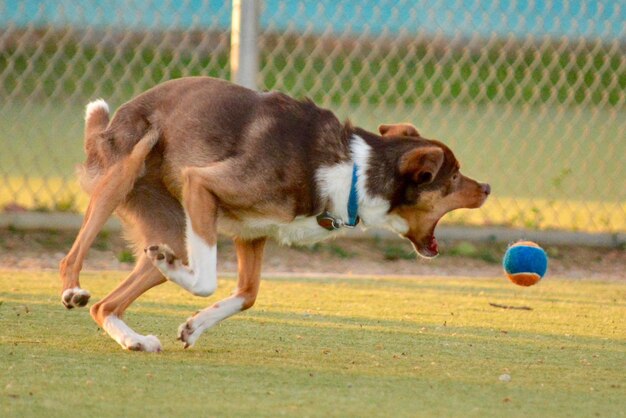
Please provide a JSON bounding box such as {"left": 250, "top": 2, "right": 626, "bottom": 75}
{"left": 146, "top": 167, "right": 219, "bottom": 297}
{"left": 145, "top": 166, "right": 266, "bottom": 347}
{"left": 177, "top": 237, "right": 266, "bottom": 348}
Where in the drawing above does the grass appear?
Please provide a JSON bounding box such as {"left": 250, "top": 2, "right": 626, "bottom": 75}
{"left": 448, "top": 241, "right": 500, "bottom": 264}
{"left": 117, "top": 249, "right": 136, "bottom": 264}
{"left": 1, "top": 270, "right": 625, "bottom": 417}
{"left": 382, "top": 244, "right": 416, "bottom": 261}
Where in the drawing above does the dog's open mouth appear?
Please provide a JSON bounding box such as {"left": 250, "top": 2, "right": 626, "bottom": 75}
{"left": 417, "top": 229, "right": 439, "bottom": 259}
{"left": 410, "top": 220, "right": 440, "bottom": 259}
{"left": 421, "top": 232, "right": 439, "bottom": 258}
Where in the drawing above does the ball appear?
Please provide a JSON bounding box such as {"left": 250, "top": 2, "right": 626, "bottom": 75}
{"left": 502, "top": 241, "right": 548, "bottom": 286}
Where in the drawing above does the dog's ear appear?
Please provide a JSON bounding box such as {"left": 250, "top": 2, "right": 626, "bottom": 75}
{"left": 398, "top": 146, "right": 444, "bottom": 184}
{"left": 378, "top": 123, "right": 420, "bottom": 138}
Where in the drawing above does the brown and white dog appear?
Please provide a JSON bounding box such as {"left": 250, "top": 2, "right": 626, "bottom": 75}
{"left": 59, "top": 77, "right": 490, "bottom": 352}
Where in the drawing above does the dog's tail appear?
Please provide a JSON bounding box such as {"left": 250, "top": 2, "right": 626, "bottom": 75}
{"left": 78, "top": 99, "right": 112, "bottom": 193}
{"left": 84, "top": 99, "right": 110, "bottom": 153}
{"left": 78, "top": 99, "right": 159, "bottom": 195}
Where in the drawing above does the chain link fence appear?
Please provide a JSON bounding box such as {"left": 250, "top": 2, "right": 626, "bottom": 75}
{"left": 1, "top": 0, "right": 624, "bottom": 234}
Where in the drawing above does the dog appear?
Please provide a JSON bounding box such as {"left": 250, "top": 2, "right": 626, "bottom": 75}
{"left": 59, "top": 76, "right": 490, "bottom": 352}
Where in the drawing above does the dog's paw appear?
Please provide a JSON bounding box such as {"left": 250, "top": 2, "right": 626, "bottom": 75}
{"left": 145, "top": 244, "right": 179, "bottom": 271}
{"left": 62, "top": 287, "right": 91, "bottom": 309}
{"left": 103, "top": 315, "right": 163, "bottom": 353}
{"left": 177, "top": 316, "right": 202, "bottom": 349}
{"left": 123, "top": 334, "right": 162, "bottom": 353}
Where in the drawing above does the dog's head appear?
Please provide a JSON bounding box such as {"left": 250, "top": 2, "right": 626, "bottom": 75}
{"left": 376, "top": 123, "right": 490, "bottom": 258}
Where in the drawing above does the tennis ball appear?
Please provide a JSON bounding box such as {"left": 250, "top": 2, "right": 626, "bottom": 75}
{"left": 502, "top": 241, "right": 548, "bottom": 286}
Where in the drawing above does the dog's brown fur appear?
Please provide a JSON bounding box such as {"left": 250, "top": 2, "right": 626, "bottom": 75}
{"left": 60, "top": 77, "right": 489, "bottom": 351}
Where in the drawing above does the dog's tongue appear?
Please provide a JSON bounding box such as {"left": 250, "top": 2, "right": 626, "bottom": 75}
{"left": 415, "top": 233, "right": 439, "bottom": 258}
{"left": 428, "top": 235, "right": 439, "bottom": 254}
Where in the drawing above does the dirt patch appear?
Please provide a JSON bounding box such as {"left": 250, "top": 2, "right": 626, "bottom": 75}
{"left": 1, "top": 228, "right": 624, "bottom": 280}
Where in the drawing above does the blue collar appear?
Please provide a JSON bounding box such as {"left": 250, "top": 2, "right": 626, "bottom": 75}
{"left": 346, "top": 163, "right": 360, "bottom": 226}
{"left": 316, "top": 163, "right": 360, "bottom": 231}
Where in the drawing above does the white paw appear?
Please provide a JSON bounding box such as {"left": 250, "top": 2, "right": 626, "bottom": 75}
{"left": 121, "top": 334, "right": 162, "bottom": 353}
{"left": 177, "top": 297, "right": 245, "bottom": 348}
{"left": 103, "top": 315, "right": 162, "bottom": 353}
{"left": 177, "top": 316, "right": 203, "bottom": 348}
{"left": 62, "top": 287, "right": 91, "bottom": 309}
{"left": 145, "top": 244, "right": 181, "bottom": 274}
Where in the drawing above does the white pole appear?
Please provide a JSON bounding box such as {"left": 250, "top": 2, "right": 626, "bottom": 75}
{"left": 231, "top": 0, "right": 259, "bottom": 90}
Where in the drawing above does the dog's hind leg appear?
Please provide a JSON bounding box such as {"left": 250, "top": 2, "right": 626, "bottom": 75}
{"left": 90, "top": 179, "right": 186, "bottom": 352}
{"left": 59, "top": 128, "right": 159, "bottom": 309}
{"left": 177, "top": 237, "right": 266, "bottom": 348}
{"left": 89, "top": 256, "right": 165, "bottom": 352}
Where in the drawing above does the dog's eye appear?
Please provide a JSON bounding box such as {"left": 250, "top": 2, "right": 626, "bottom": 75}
{"left": 452, "top": 173, "right": 459, "bottom": 181}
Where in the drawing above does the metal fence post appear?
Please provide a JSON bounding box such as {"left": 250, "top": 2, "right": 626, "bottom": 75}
{"left": 231, "top": 0, "right": 259, "bottom": 90}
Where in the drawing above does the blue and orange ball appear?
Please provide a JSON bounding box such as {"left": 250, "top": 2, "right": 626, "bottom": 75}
{"left": 502, "top": 241, "right": 548, "bottom": 286}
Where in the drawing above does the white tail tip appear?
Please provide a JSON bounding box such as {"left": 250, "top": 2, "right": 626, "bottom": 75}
{"left": 85, "top": 99, "right": 109, "bottom": 121}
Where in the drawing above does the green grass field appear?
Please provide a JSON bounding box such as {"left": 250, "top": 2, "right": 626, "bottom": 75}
{"left": 1, "top": 271, "right": 624, "bottom": 417}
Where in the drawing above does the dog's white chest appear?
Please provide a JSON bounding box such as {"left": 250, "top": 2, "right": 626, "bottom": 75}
{"left": 218, "top": 214, "right": 343, "bottom": 245}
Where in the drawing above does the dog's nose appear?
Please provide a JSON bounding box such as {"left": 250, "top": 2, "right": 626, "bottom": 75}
{"left": 481, "top": 183, "right": 491, "bottom": 195}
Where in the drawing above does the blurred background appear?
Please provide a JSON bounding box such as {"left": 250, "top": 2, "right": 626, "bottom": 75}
{"left": 0, "top": 0, "right": 624, "bottom": 240}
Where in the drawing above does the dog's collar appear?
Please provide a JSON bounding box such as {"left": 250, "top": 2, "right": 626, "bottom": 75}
{"left": 316, "top": 163, "right": 360, "bottom": 231}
